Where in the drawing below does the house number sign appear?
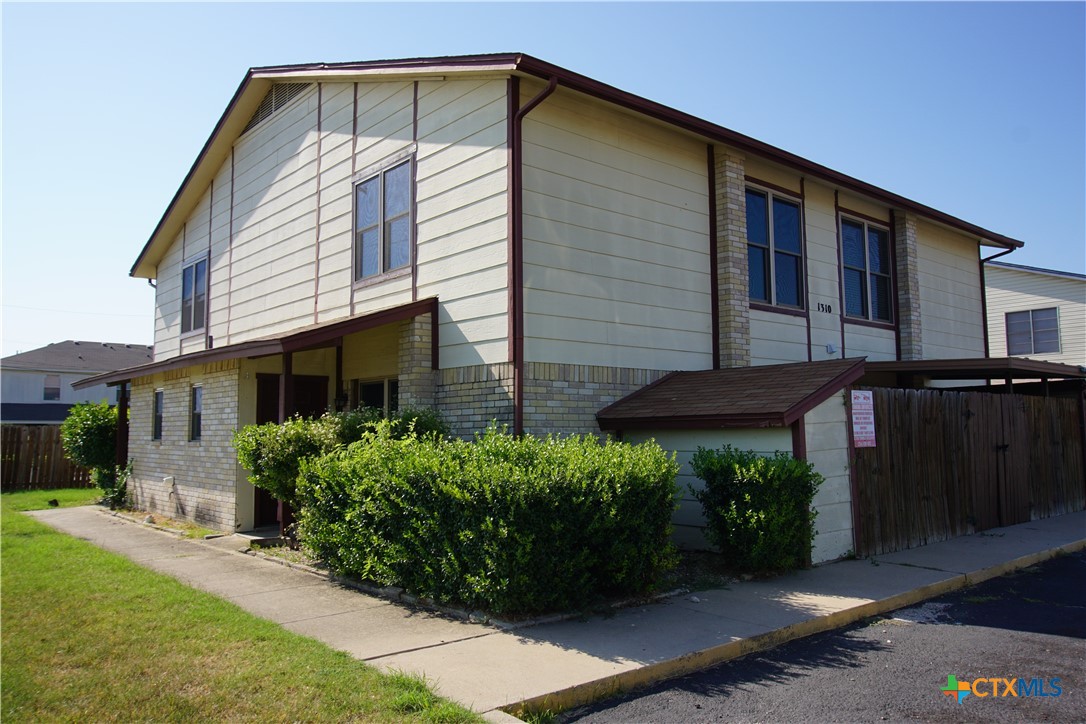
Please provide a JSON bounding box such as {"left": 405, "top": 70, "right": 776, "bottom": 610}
{"left": 851, "top": 390, "right": 876, "bottom": 448}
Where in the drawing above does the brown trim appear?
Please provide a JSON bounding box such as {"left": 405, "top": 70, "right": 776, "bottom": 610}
{"left": 745, "top": 175, "right": 803, "bottom": 200}
{"left": 313, "top": 82, "right": 323, "bottom": 324}
{"left": 511, "top": 75, "right": 558, "bottom": 434}
{"left": 834, "top": 191, "right": 847, "bottom": 358}
{"left": 707, "top": 145, "right": 719, "bottom": 370}
{"left": 750, "top": 302, "right": 808, "bottom": 319}
{"left": 351, "top": 266, "right": 411, "bottom": 290}
{"left": 335, "top": 343, "right": 344, "bottom": 410}
{"left": 115, "top": 382, "right": 129, "bottom": 468}
{"left": 864, "top": 356, "right": 1085, "bottom": 380}
{"left": 790, "top": 417, "right": 806, "bottom": 461}
{"left": 783, "top": 364, "right": 865, "bottom": 424}
{"left": 979, "top": 248, "right": 1015, "bottom": 357}
{"left": 801, "top": 178, "right": 812, "bottom": 362}
{"left": 411, "top": 80, "right": 420, "bottom": 303}
{"left": 595, "top": 371, "right": 681, "bottom": 429}
{"left": 73, "top": 297, "right": 441, "bottom": 388}
{"left": 506, "top": 77, "right": 518, "bottom": 363}
{"left": 838, "top": 206, "right": 890, "bottom": 228}
{"left": 431, "top": 304, "right": 440, "bottom": 371}
{"left": 843, "top": 316, "right": 896, "bottom": 332}
{"left": 350, "top": 82, "right": 359, "bottom": 317}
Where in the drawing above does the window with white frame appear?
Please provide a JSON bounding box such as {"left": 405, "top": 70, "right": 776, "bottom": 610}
{"left": 189, "top": 386, "right": 203, "bottom": 441}
{"left": 152, "top": 389, "right": 164, "bottom": 441}
{"left": 43, "top": 374, "right": 61, "bottom": 401}
{"left": 1006, "top": 308, "right": 1060, "bottom": 355}
{"left": 355, "top": 158, "right": 413, "bottom": 281}
{"left": 181, "top": 257, "right": 208, "bottom": 334}
{"left": 841, "top": 217, "right": 892, "bottom": 322}
{"left": 353, "top": 378, "right": 399, "bottom": 416}
{"left": 746, "top": 188, "right": 804, "bottom": 308}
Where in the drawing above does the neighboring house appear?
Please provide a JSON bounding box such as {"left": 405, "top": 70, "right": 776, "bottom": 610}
{"left": 984, "top": 261, "right": 1086, "bottom": 368}
{"left": 80, "top": 53, "right": 1054, "bottom": 556}
{"left": 1, "top": 341, "right": 153, "bottom": 424}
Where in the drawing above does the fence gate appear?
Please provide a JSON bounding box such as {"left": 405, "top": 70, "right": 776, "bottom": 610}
{"left": 850, "top": 387, "right": 1085, "bottom": 557}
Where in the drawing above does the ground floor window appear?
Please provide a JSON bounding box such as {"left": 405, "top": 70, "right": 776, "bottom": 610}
{"left": 352, "top": 378, "right": 398, "bottom": 416}
{"left": 152, "top": 389, "right": 164, "bottom": 440}
{"left": 190, "top": 385, "right": 203, "bottom": 441}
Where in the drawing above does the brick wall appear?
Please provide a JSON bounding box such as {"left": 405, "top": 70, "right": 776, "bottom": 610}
{"left": 715, "top": 149, "right": 751, "bottom": 367}
{"left": 894, "top": 211, "right": 923, "bottom": 360}
{"left": 128, "top": 360, "right": 240, "bottom": 531}
{"left": 522, "top": 363, "right": 670, "bottom": 436}
{"left": 398, "top": 314, "right": 436, "bottom": 409}
{"left": 436, "top": 363, "right": 515, "bottom": 438}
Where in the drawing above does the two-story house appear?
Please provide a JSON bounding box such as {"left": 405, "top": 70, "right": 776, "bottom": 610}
{"left": 78, "top": 53, "right": 1029, "bottom": 549}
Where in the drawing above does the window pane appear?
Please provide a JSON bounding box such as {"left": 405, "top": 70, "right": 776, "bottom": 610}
{"left": 772, "top": 198, "right": 801, "bottom": 254}
{"left": 748, "top": 245, "right": 769, "bottom": 302}
{"left": 358, "top": 381, "right": 385, "bottom": 410}
{"left": 868, "top": 228, "right": 890, "bottom": 274}
{"left": 44, "top": 374, "right": 61, "bottom": 401}
{"left": 842, "top": 220, "right": 865, "bottom": 269}
{"left": 388, "top": 379, "right": 399, "bottom": 413}
{"left": 192, "top": 260, "right": 207, "bottom": 331}
{"left": 191, "top": 387, "right": 203, "bottom": 440}
{"left": 181, "top": 265, "right": 193, "bottom": 334}
{"left": 774, "top": 252, "right": 802, "bottom": 307}
{"left": 1005, "top": 311, "right": 1033, "bottom": 355}
{"left": 153, "top": 390, "right": 163, "bottom": 440}
{"left": 385, "top": 216, "right": 410, "bottom": 270}
{"left": 1031, "top": 308, "right": 1060, "bottom": 353}
{"left": 359, "top": 229, "right": 379, "bottom": 278}
{"left": 871, "top": 274, "right": 892, "bottom": 321}
{"left": 356, "top": 178, "right": 379, "bottom": 231}
{"left": 745, "top": 190, "right": 768, "bottom": 246}
{"left": 844, "top": 268, "right": 867, "bottom": 317}
{"left": 384, "top": 162, "right": 411, "bottom": 217}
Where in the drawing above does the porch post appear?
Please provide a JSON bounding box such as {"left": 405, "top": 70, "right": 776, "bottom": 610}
{"left": 114, "top": 382, "right": 129, "bottom": 469}
{"left": 277, "top": 353, "right": 296, "bottom": 537}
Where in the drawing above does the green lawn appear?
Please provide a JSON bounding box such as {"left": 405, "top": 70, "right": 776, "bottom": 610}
{"left": 1, "top": 489, "right": 480, "bottom": 723}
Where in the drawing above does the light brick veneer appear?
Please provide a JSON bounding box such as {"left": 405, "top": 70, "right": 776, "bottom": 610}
{"left": 436, "top": 363, "right": 515, "bottom": 438}
{"left": 398, "top": 314, "right": 436, "bottom": 408}
{"left": 715, "top": 149, "right": 751, "bottom": 367}
{"left": 522, "top": 363, "right": 670, "bottom": 436}
{"left": 128, "top": 360, "right": 240, "bottom": 531}
{"left": 894, "top": 211, "right": 923, "bottom": 360}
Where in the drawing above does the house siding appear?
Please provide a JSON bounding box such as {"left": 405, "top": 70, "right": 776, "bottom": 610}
{"left": 985, "top": 265, "right": 1086, "bottom": 366}
{"left": 805, "top": 392, "right": 853, "bottom": 562}
{"left": 916, "top": 220, "right": 985, "bottom": 359}
{"left": 521, "top": 84, "right": 713, "bottom": 371}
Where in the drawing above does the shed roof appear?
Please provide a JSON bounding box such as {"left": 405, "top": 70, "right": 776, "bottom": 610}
{"left": 1, "top": 341, "right": 153, "bottom": 374}
{"left": 596, "top": 358, "right": 866, "bottom": 431}
{"left": 130, "top": 53, "right": 1023, "bottom": 279}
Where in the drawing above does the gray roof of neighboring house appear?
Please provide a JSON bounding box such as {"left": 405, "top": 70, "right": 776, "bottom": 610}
{"left": 1, "top": 341, "right": 153, "bottom": 374}
{"left": 985, "top": 260, "right": 1086, "bottom": 281}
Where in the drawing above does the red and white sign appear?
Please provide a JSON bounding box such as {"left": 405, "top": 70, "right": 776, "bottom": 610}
{"left": 851, "top": 390, "right": 876, "bottom": 448}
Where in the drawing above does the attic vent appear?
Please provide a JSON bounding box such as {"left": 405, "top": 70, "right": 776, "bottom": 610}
{"left": 242, "top": 82, "right": 310, "bottom": 134}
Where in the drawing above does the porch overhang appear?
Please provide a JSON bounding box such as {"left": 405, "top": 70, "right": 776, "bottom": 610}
{"left": 861, "top": 357, "right": 1086, "bottom": 383}
{"left": 72, "top": 297, "right": 439, "bottom": 389}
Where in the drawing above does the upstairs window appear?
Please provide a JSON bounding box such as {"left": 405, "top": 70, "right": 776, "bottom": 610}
{"left": 746, "top": 188, "right": 804, "bottom": 308}
{"left": 44, "top": 374, "right": 61, "bottom": 401}
{"left": 181, "top": 258, "right": 208, "bottom": 334}
{"left": 1006, "top": 308, "right": 1060, "bottom": 355}
{"left": 841, "top": 218, "right": 892, "bottom": 323}
{"left": 355, "top": 158, "right": 412, "bottom": 281}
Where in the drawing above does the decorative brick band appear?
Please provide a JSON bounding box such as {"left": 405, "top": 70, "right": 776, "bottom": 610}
{"left": 715, "top": 149, "right": 751, "bottom": 368}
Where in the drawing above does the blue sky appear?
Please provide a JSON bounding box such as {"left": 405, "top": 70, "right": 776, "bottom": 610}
{"left": 2, "top": 2, "right": 1083, "bottom": 357}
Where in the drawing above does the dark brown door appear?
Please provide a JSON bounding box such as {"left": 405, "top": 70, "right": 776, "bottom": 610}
{"left": 252, "top": 373, "right": 329, "bottom": 527}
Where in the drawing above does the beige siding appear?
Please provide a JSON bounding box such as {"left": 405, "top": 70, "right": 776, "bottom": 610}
{"left": 805, "top": 182, "right": 847, "bottom": 362}
{"left": 985, "top": 265, "right": 1086, "bottom": 366}
{"left": 750, "top": 309, "right": 808, "bottom": 365}
{"left": 805, "top": 392, "right": 853, "bottom": 563}
{"left": 917, "top": 221, "right": 985, "bottom": 358}
{"left": 521, "top": 85, "right": 712, "bottom": 371}
{"left": 625, "top": 428, "right": 794, "bottom": 551}
{"left": 843, "top": 324, "right": 897, "bottom": 361}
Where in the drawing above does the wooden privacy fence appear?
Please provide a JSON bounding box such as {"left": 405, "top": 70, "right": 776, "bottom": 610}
{"left": 1, "top": 425, "right": 93, "bottom": 490}
{"left": 851, "top": 387, "right": 1085, "bottom": 557}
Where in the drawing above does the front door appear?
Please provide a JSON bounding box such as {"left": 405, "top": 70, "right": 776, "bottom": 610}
{"left": 253, "top": 373, "right": 329, "bottom": 526}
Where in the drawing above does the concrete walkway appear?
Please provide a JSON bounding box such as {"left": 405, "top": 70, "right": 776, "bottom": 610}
{"left": 26, "top": 506, "right": 1086, "bottom": 719}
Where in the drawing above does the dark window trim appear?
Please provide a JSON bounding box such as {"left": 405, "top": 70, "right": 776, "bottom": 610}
{"left": 839, "top": 213, "right": 894, "bottom": 324}
{"left": 352, "top": 146, "right": 416, "bottom": 284}
{"left": 351, "top": 377, "right": 399, "bottom": 416}
{"left": 152, "top": 388, "right": 164, "bottom": 441}
{"left": 744, "top": 174, "right": 804, "bottom": 200}
{"left": 181, "top": 255, "right": 209, "bottom": 336}
{"left": 189, "top": 385, "right": 203, "bottom": 442}
{"left": 746, "top": 183, "right": 806, "bottom": 311}
{"left": 749, "top": 301, "right": 809, "bottom": 319}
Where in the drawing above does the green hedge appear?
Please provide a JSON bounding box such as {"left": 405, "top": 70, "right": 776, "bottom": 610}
{"left": 296, "top": 425, "right": 679, "bottom": 615}
{"left": 233, "top": 408, "right": 448, "bottom": 507}
{"left": 60, "top": 402, "right": 118, "bottom": 490}
{"left": 690, "top": 446, "right": 822, "bottom": 573}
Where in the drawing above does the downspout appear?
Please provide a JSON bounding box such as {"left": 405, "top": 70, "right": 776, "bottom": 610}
{"left": 979, "top": 246, "right": 1015, "bottom": 360}
{"left": 511, "top": 75, "right": 558, "bottom": 435}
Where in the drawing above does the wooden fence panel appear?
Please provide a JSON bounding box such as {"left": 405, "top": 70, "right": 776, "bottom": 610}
{"left": 1, "top": 425, "right": 93, "bottom": 490}
{"left": 852, "top": 387, "right": 1085, "bottom": 557}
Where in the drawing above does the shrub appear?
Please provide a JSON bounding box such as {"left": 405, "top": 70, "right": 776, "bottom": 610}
{"left": 690, "top": 445, "right": 822, "bottom": 573}
{"left": 296, "top": 424, "right": 679, "bottom": 615}
{"left": 233, "top": 407, "right": 449, "bottom": 507}
{"left": 60, "top": 402, "right": 118, "bottom": 489}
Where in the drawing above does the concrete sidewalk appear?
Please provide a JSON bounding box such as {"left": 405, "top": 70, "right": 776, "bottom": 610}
{"left": 26, "top": 506, "right": 1086, "bottom": 719}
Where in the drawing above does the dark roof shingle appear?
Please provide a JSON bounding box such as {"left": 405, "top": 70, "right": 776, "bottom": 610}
{"left": 1, "top": 341, "right": 153, "bottom": 373}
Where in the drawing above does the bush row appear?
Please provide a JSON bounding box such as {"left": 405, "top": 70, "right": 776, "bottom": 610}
{"left": 690, "top": 445, "right": 822, "bottom": 573}
{"left": 296, "top": 424, "right": 679, "bottom": 615}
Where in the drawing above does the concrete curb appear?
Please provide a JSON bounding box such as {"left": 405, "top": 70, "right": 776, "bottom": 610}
{"left": 501, "top": 538, "right": 1086, "bottom": 719}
